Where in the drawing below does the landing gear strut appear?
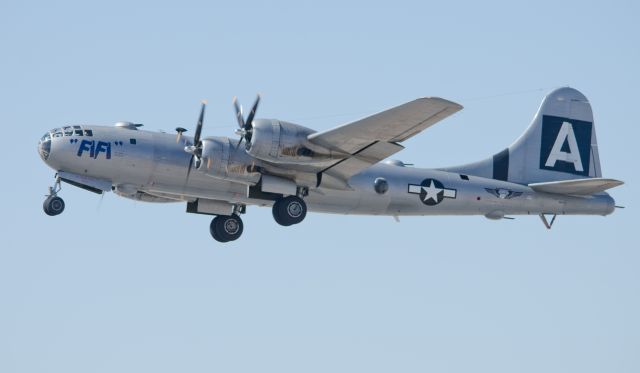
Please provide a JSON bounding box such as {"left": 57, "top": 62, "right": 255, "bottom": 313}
{"left": 272, "top": 195, "right": 307, "bottom": 226}
{"left": 210, "top": 214, "right": 244, "bottom": 242}
{"left": 43, "top": 177, "right": 65, "bottom": 216}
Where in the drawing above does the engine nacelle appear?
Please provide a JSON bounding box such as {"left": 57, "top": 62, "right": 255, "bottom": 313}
{"left": 246, "top": 119, "right": 336, "bottom": 165}
{"left": 199, "top": 136, "right": 261, "bottom": 185}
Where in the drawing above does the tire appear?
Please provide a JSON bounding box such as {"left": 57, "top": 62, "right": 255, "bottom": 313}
{"left": 43, "top": 196, "right": 65, "bottom": 216}
{"left": 210, "top": 217, "right": 228, "bottom": 242}
{"left": 273, "top": 196, "right": 307, "bottom": 226}
{"left": 43, "top": 199, "right": 52, "bottom": 216}
{"left": 272, "top": 199, "right": 286, "bottom": 226}
{"left": 211, "top": 215, "right": 243, "bottom": 242}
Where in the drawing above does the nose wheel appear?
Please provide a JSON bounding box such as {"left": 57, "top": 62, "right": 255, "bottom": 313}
{"left": 43, "top": 177, "right": 65, "bottom": 216}
{"left": 272, "top": 196, "right": 307, "bottom": 226}
{"left": 44, "top": 196, "right": 65, "bottom": 216}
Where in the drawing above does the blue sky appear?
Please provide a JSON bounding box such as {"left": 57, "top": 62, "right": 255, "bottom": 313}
{"left": 1, "top": 1, "right": 638, "bottom": 372}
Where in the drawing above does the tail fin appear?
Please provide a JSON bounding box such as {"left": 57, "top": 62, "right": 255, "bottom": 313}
{"left": 445, "top": 87, "right": 602, "bottom": 184}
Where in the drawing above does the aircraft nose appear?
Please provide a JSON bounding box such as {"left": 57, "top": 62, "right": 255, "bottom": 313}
{"left": 38, "top": 131, "right": 52, "bottom": 162}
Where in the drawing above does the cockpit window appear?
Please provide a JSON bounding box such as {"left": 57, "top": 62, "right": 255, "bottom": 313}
{"left": 54, "top": 125, "right": 94, "bottom": 137}
{"left": 47, "top": 125, "right": 95, "bottom": 139}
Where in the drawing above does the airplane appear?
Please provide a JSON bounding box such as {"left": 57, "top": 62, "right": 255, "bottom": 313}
{"left": 38, "top": 87, "right": 623, "bottom": 242}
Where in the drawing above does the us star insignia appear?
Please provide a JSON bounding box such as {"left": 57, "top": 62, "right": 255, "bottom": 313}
{"left": 408, "top": 178, "right": 457, "bottom": 206}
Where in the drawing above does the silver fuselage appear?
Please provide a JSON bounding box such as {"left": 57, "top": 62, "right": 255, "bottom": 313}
{"left": 38, "top": 125, "right": 615, "bottom": 218}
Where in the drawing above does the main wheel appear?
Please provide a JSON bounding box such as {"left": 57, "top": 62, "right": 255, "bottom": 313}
{"left": 43, "top": 196, "right": 65, "bottom": 216}
{"left": 210, "top": 215, "right": 243, "bottom": 242}
{"left": 272, "top": 196, "right": 307, "bottom": 226}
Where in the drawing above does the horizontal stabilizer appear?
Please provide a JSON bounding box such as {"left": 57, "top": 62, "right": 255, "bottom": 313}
{"left": 529, "top": 178, "right": 623, "bottom": 195}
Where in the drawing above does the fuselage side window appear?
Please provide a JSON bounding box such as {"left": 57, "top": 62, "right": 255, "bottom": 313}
{"left": 84, "top": 129, "right": 93, "bottom": 136}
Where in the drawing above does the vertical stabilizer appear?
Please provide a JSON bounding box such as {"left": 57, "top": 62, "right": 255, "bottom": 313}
{"left": 444, "top": 87, "right": 602, "bottom": 184}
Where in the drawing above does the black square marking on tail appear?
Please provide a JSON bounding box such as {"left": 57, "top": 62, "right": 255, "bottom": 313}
{"left": 539, "top": 115, "right": 592, "bottom": 176}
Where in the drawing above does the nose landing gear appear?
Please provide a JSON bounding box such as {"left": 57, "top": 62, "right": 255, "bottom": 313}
{"left": 43, "top": 176, "right": 65, "bottom": 216}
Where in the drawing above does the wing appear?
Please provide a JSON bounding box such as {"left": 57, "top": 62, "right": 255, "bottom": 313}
{"left": 308, "top": 97, "right": 462, "bottom": 154}
{"left": 308, "top": 97, "right": 462, "bottom": 188}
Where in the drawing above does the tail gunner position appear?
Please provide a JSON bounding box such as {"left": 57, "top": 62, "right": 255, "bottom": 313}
{"left": 38, "top": 88, "right": 623, "bottom": 242}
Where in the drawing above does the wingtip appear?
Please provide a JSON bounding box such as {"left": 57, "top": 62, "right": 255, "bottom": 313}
{"left": 611, "top": 179, "right": 625, "bottom": 187}
{"left": 419, "top": 96, "right": 464, "bottom": 111}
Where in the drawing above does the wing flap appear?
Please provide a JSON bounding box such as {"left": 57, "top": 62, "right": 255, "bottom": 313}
{"left": 321, "top": 141, "right": 404, "bottom": 187}
{"left": 528, "top": 178, "right": 624, "bottom": 195}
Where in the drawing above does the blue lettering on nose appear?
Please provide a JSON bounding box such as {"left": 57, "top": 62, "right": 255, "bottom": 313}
{"left": 77, "top": 140, "right": 111, "bottom": 159}
{"left": 94, "top": 141, "right": 111, "bottom": 159}
{"left": 77, "top": 140, "right": 95, "bottom": 158}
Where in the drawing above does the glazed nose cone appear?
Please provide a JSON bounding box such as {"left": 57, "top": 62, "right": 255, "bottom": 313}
{"left": 38, "top": 131, "right": 52, "bottom": 163}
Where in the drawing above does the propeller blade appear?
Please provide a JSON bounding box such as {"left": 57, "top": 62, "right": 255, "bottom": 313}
{"left": 232, "top": 97, "right": 245, "bottom": 129}
{"left": 244, "top": 94, "right": 261, "bottom": 130}
{"left": 193, "top": 101, "right": 206, "bottom": 145}
{"left": 175, "top": 127, "right": 187, "bottom": 143}
{"left": 186, "top": 154, "right": 194, "bottom": 182}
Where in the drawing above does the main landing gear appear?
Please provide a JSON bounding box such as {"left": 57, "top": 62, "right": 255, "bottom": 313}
{"left": 210, "top": 214, "right": 244, "bottom": 242}
{"left": 207, "top": 195, "right": 307, "bottom": 243}
{"left": 43, "top": 177, "right": 65, "bottom": 216}
{"left": 272, "top": 195, "right": 307, "bottom": 226}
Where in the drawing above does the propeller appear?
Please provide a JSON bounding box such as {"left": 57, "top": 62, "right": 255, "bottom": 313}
{"left": 184, "top": 100, "right": 207, "bottom": 181}
{"left": 233, "top": 94, "right": 260, "bottom": 149}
